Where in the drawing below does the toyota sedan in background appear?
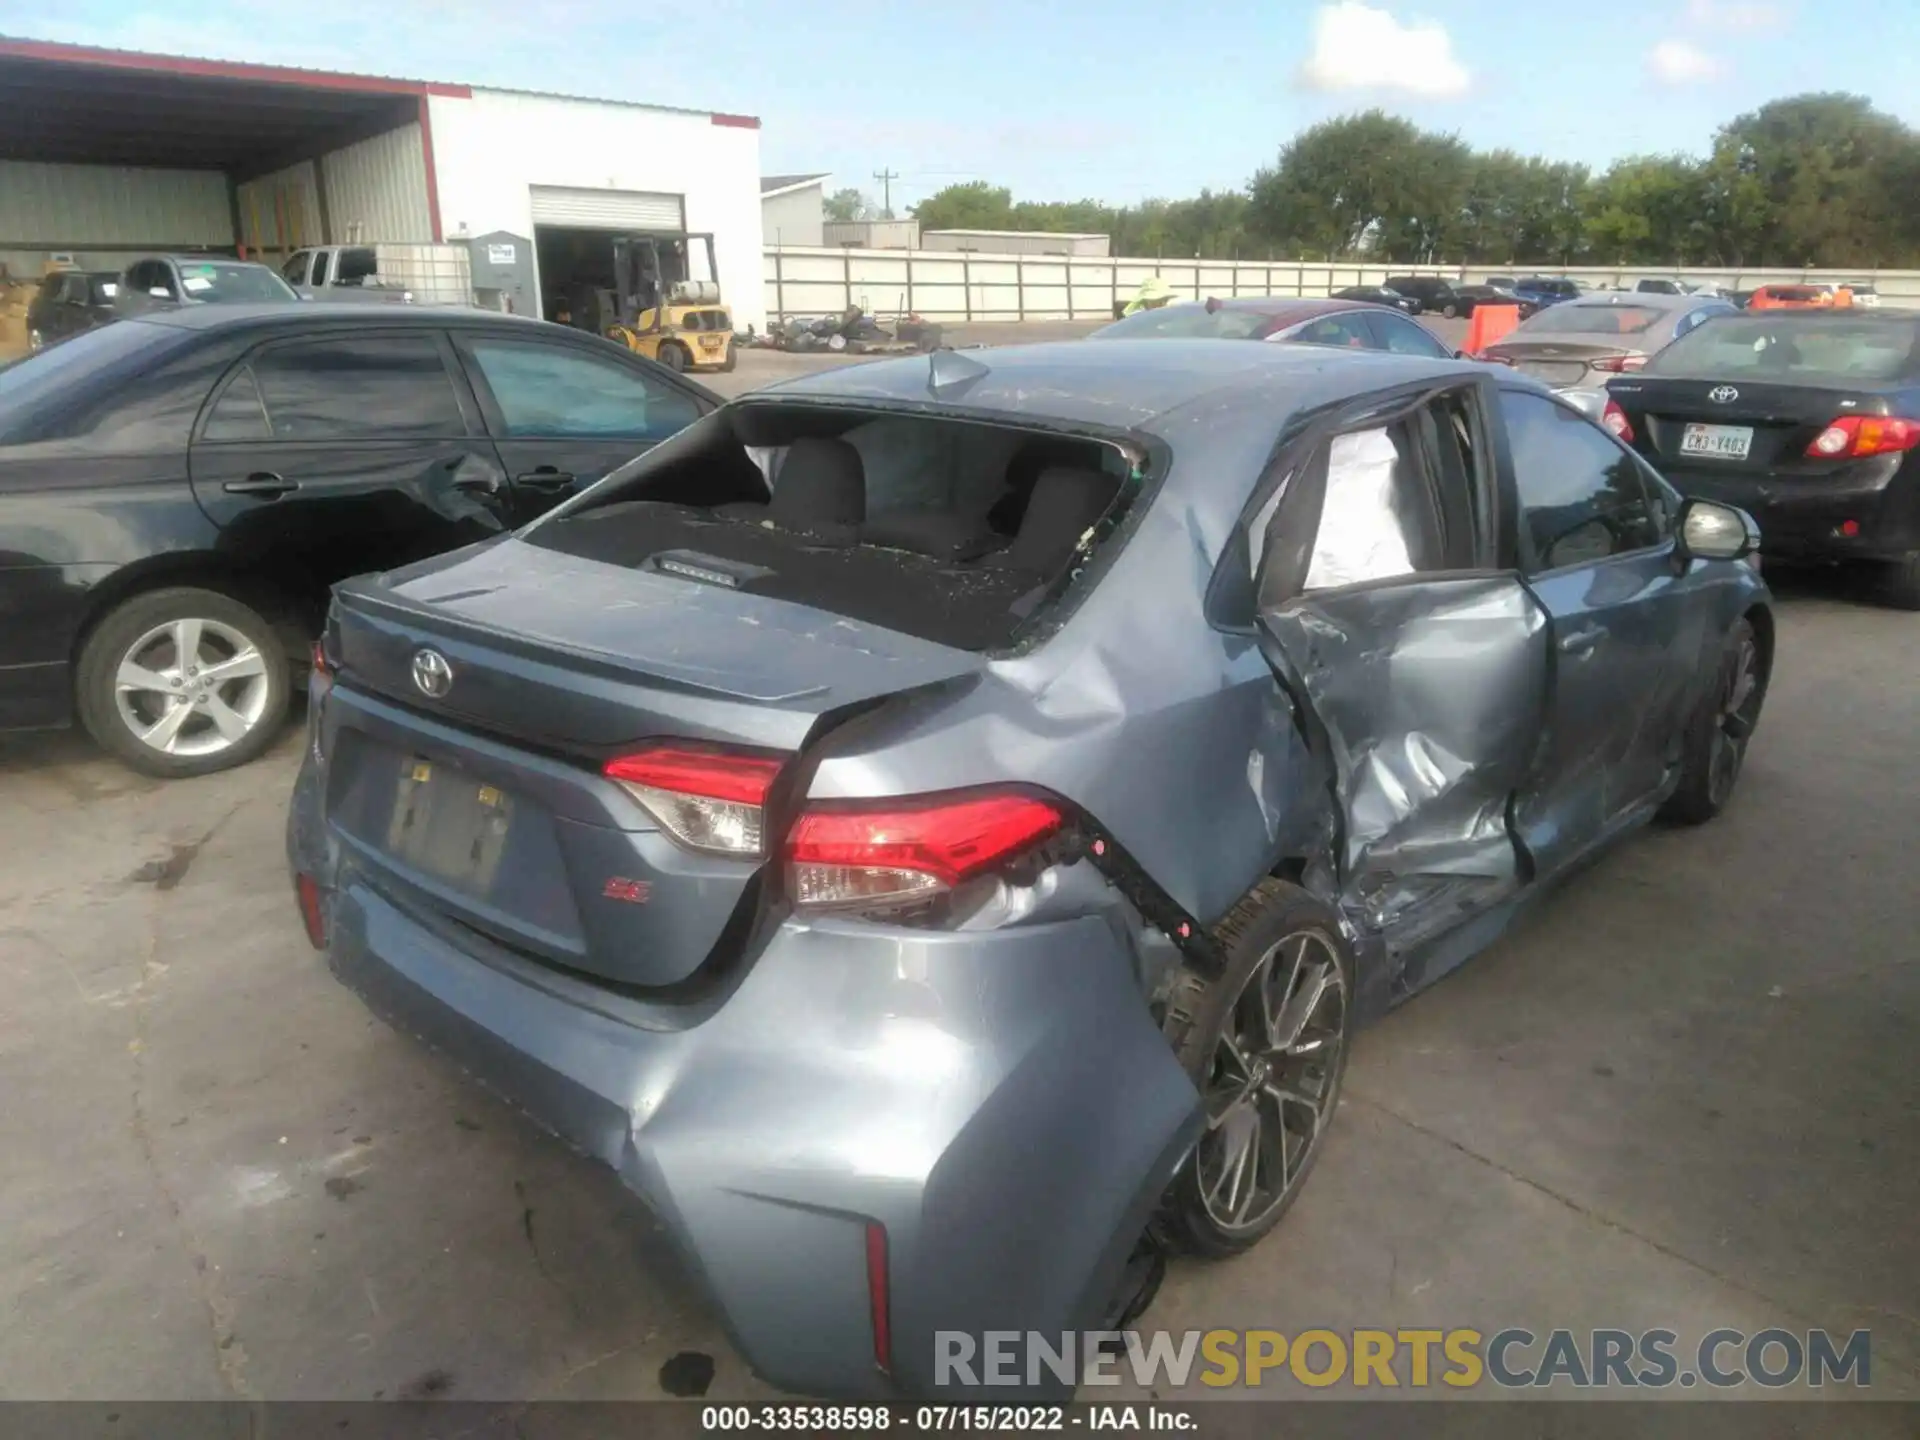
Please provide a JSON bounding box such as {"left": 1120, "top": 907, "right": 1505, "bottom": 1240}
{"left": 290, "top": 338, "right": 1770, "bottom": 1401}
{"left": 1484, "top": 291, "right": 1737, "bottom": 411}
{"left": 1088, "top": 297, "right": 1454, "bottom": 357}
{"left": 1604, "top": 309, "right": 1920, "bottom": 606}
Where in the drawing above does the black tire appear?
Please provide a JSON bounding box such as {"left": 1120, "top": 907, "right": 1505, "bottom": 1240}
{"left": 75, "top": 586, "right": 290, "bottom": 779}
{"left": 1442, "top": 302, "right": 1460, "bottom": 320}
{"left": 658, "top": 341, "right": 689, "bottom": 373}
{"left": 1872, "top": 552, "right": 1920, "bottom": 610}
{"left": 1659, "top": 616, "right": 1767, "bottom": 825}
{"left": 1156, "top": 879, "right": 1355, "bottom": 1259}
{"left": 717, "top": 344, "right": 737, "bottom": 373}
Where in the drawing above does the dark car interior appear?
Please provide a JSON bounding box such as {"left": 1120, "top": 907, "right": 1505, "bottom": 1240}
{"left": 527, "top": 405, "right": 1142, "bottom": 651}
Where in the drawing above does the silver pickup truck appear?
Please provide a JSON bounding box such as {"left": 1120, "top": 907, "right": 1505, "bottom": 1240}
{"left": 279, "top": 245, "right": 417, "bottom": 304}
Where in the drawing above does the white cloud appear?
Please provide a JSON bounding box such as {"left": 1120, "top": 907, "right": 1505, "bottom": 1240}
{"left": 1648, "top": 39, "right": 1725, "bottom": 84}
{"left": 1297, "top": 2, "right": 1470, "bottom": 99}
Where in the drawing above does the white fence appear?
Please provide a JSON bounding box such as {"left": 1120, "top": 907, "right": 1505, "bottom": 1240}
{"left": 765, "top": 245, "right": 1920, "bottom": 322}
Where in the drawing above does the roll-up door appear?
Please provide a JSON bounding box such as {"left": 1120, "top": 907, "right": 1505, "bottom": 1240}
{"left": 529, "top": 186, "right": 685, "bottom": 230}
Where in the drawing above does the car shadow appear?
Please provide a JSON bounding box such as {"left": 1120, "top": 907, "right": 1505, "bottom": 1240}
{"left": 0, "top": 697, "right": 309, "bottom": 788}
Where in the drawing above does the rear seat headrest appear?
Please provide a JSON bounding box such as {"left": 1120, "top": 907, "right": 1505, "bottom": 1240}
{"left": 994, "top": 466, "right": 1117, "bottom": 574}
{"left": 772, "top": 437, "right": 866, "bottom": 528}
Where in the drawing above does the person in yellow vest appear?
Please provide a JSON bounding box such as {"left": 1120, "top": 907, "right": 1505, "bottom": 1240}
{"left": 1123, "top": 276, "right": 1176, "bottom": 316}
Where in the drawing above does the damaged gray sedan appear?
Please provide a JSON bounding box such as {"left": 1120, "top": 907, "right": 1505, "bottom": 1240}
{"left": 287, "top": 340, "right": 1772, "bottom": 1399}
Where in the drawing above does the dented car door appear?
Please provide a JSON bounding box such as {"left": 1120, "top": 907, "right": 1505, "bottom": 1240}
{"left": 1250, "top": 380, "right": 1554, "bottom": 988}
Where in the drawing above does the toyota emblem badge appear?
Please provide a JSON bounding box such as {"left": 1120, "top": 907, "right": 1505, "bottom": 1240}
{"left": 411, "top": 648, "right": 454, "bottom": 699}
{"left": 1709, "top": 385, "right": 1740, "bottom": 404}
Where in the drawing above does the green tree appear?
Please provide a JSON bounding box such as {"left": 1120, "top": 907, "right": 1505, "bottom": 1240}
{"left": 912, "top": 182, "right": 1014, "bottom": 232}
{"left": 1247, "top": 111, "right": 1470, "bottom": 261}
{"left": 823, "top": 188, "right": 873, "bottom": 223}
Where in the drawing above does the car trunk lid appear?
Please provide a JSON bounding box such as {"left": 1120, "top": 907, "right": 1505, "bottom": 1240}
{"left": 1486, "top": 338, "right": 1644, "bottom": 389}
{"left": 321, "top": 538, "right": 985, "bottom": 989}
{"left": 1607, "top": 375, "right": 1899, "bottom": 475}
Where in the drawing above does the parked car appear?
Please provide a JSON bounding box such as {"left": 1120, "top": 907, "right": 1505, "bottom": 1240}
{"left": 1840, "top": 282, "right": 1881, "bottom": 309}
{"left": 0, "top": 306, "right": 716, "bottom": 774}
{"left": 1088, "top": 297, "right": 1454, "bottom": 357}
{"left": 1746, "top": 284, "right": 1831, "bottom": 311}
{"left": 1604, "top": 309, "right": 1920, "bottom": 606}
{"left": 1383, "top": 274, "right": 1461, "bottom": 316}
{"left": 1635, "top": 278, "right": 1686, "bottom": 296}
{"left": 290, "top": 339, "right": 1770, "bottom": 1402}
{"left": 1512, "top": 277, "right": 1581, "bottom": 307}
{"left": 281, "top": 244, "right": 418, "bottom": 305}
{"left": 25, "top": 268, "right": 120, "bottom": 351}
{"left": 114, "top": 256, "right": 298, "bottom": 317}
{"left": 1481, "top": 292, "right": 1737, "bottom": 405}
{"left": 1330, "top": 284, "right": 1419, "bottom": 313}
{"left": 1454, "top": 283, "right": 1541, "bottom": 319}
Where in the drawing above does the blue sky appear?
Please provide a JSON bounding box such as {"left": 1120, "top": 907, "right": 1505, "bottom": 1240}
{"left": 4, "top": 0, "right": 1919, "bottom": 209}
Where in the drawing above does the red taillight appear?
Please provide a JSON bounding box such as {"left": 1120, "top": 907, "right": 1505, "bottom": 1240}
{"left": 310, "top": 640, "right": 331, "bottom": 678}
{"left": 294, "top": 873, "right": 327, "bottom": 949}
{"left": 1805, "top": 415, "right": 1920, "bottom": 459}
{"left": 604, "top": 745, "right": 785, "bottom": 857}
{"left": 1586, "top": 354, "right": 1647, "bottom": 374}
{"left": 786, "top": 791, "right": 1065, "bottom": 913}
{"left": 866, "top": 1221, "right": 892, "bottom": 1374}
{"left": 1601, "top": 399, "right": 1635, "bottom": 442}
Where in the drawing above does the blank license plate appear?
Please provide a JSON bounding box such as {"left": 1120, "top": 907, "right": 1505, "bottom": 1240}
{"left": 385, "top": 757, "right": 513, "bottom": 893}
{"left": 1681, "top": 423, "right": 1753, "bottom": 459}
{"left": 699, "top": 336, "right": 725, "bottom": 349}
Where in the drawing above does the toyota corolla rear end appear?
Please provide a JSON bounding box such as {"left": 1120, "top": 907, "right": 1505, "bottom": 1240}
{"left": 1601, "top": 311, "right": 1920, "bottom": 565}
{"left": 286, "top": 533, "right": 1203, "bottom": 1399}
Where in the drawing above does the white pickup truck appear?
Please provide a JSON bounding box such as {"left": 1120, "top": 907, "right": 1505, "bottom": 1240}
{"left": 278, "top": 243, "right": 473, "bottom": 306}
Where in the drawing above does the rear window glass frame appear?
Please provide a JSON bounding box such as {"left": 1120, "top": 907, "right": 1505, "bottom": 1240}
{"left": 1644, "top": 315, "right": 1920, "bottom": 383}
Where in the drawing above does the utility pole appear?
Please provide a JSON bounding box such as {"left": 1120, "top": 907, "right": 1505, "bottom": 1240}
{"left": 872, "top": 169, "right": 899, "bottom": 220}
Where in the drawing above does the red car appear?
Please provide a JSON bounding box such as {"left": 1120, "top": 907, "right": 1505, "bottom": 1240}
{"left": 1089, "top": 296, "right": 1455, "bottom": 358}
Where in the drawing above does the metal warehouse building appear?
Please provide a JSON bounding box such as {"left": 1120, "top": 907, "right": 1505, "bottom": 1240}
{"left": 0, "top": 37, "right": 768, "bottom": 328}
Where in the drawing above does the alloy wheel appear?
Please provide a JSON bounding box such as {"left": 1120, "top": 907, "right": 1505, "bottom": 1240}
{"left": 113, "top": 617, "right": 273, "bottom": 759}
{"left": 1194, "top": 929, "right": 1349, "bottom": 1235}
{"left": 1707, "top": 631, "right": 1762, "bottom": 807}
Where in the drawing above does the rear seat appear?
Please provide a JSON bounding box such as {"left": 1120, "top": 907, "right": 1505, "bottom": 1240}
{"left": 980, "top": 467, "right": 1118, "bottom": 577}
{"left": 718, "top": 436, "right": 865, "bottom": 544}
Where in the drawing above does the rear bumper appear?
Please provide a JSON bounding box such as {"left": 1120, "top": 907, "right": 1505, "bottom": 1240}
{"left": 287, "top": 759, "right": 1202, "bottom": 1400}
{"left": 1659, "top": 459, "right": 1920, "bottom": 562}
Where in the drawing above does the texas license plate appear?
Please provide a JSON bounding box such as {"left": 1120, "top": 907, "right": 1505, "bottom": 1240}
{"left": 385, "top": 757, "right": 513, "bottom": 893}
{"left": 1680, "top": 423, "right": 1753, "bottom": 460}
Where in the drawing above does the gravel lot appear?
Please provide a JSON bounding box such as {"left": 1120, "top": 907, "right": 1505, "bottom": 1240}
{"left": 1, "top": 319, "right": 1914, "bottom": 1410}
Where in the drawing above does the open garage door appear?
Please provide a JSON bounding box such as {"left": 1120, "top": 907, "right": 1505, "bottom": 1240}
{"left": 530, "top": 187, "right": 685, "bottom": 230}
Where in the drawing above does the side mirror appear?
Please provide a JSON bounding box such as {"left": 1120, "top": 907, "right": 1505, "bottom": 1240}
{"left": 1677, "top": 498, "right": 1759, "bottom": 562}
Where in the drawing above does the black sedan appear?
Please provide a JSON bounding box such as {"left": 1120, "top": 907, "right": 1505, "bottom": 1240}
{"left": 25, "top": 269, "right": 120, "bottom": 351}
{"left": 1332, "top": 284, "right": 1418, "bottom": 313}
{"left": 1604, "top": 309, "right": 1920, "bottom": 606}
{"left": 0, "top": 305, "right": 716, "bottom": 775}
{"left": 1454, "top": 284, "right": 1541, "bottom": 320}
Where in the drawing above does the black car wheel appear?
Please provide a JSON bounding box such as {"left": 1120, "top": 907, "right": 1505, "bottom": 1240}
{"left": 1874, "top": 551, "right": 1920, "bottom": 610}
{"left": 1157, "top": 879, "right": 1354, "bottom": 1258}
{"left": 76, "top": 587, "right": 290, "bottom": 779}
{"left": 1442, "top": 302, "right": 1460, "bottom": 320}
{"left": 1660, "top": 616, "right": 1767, "bottom": 825}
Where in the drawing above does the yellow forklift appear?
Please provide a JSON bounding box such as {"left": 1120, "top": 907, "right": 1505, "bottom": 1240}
{"left": 572, "top": 232, "right": 734, "bottom": 374}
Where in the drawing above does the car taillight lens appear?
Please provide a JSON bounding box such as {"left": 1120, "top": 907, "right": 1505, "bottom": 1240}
{"left": 310, "top": 639, "right": 331, "bottom": 678}
{"left": 604, "top": 745, "right": 786, "bottom": 857}
{"left": 1601, "top": 399, "right": 1635, "bottom": 442}
{"left": 786, "top": 790, "right": 1065, "bottom": 913}
{"left": 294, "top": 873, "right": 327, "bottom": 949}
{"left": 1806, "top": 415, "right": 1920, "bottom": 459}
{"left": 1586, "top": 354, "right": 1647, "bottom": 373}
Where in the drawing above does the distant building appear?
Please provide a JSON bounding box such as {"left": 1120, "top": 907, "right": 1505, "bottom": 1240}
{"left": 920, "top": 229, "right": 1110, "bottom": 257}
{"left": 761, "top": 173, "right": 828, "bottom": 247}
{"left": 822, "top": 219, "right": 922, "bottom": 250}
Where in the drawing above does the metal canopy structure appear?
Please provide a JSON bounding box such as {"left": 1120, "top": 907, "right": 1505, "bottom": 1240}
{"left": 0, "top": 37, "right": 467, "bottom": 182}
